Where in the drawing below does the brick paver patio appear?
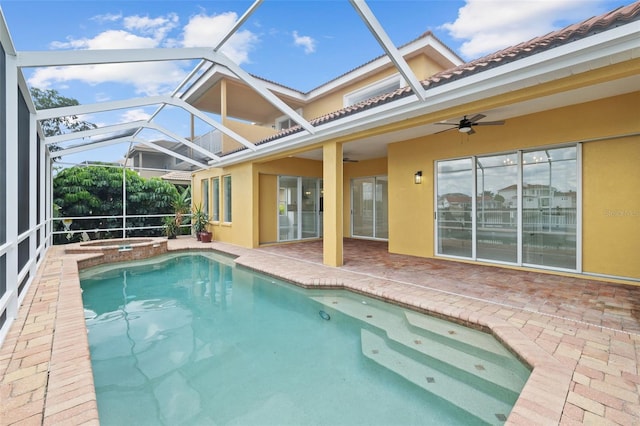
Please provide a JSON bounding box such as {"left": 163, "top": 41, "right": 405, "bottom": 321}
{"left": 1, "top": 238, "right": 638, "bottom": 425}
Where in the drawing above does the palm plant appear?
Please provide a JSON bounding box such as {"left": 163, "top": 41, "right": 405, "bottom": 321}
{"left": 163, "top": 216, "right": 179, "bottom": 239}
{"left": 171, "top": 187, "right": 191, "bottom": 233}
{"left": 192, "top": 203, "right": 208, "bottom": 237}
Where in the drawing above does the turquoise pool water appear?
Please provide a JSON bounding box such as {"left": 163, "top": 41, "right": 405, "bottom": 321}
{"left": 80, "top": 252, "right": 530, "bottom": 425}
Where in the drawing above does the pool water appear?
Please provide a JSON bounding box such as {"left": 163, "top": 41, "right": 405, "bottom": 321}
{"left": 80, "top": 253, "right": 530, "bottom": 425}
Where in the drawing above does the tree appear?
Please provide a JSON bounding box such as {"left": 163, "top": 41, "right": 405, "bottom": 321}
{"left": 53, "top": 164, "right": 181, "bottom": 243}
{"left": 30, "top": 87, "right": 97, "bottom": 137}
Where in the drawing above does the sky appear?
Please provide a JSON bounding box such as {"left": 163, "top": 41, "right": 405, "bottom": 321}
{"left": 0, "top": 0, "right": 632, "bottom": 165}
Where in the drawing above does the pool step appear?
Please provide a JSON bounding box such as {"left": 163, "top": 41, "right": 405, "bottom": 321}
{"left": 403, "top": 311, "right": 529, "bottom": 380}
{"left": 361, "top": 329, "right": 513, "bottom": 425}
{"left": 312, "top": 295, "right": 528, "bottom": 395}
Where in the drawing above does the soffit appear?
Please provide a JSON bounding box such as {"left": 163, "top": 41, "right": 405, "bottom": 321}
{"left": 191, "top": 78, "right": 305, "bottom": 124}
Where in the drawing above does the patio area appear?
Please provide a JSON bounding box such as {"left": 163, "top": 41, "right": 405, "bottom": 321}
{"left": 1, "top": 238, "right": 639, "bottom": 425}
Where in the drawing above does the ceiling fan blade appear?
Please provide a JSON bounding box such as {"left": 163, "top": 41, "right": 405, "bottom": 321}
{"left": 434, "top": 122, "right": 458, "bottom": 126}
{"left": 467, "top": 114, "right": 486, "bottom": 123}
{"left": 467, "top": 128, "right": 476, "bottom": 135}
{"left": 474, "top": 120, "right": 505, "bottom": 126}
{"left": 434, "top": 127, "right": 456, "bottom": 134}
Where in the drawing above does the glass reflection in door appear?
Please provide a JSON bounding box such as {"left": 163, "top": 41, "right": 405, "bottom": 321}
{"left": 352, "top": 176, "right": 388, "bottom": 239}
{"left": 278, "top": 176, "right": 298, "bottom": 241}
{"left": 522, "top": 147, "right": 577, "bottom": 269}
{"left": 436, "top": 159, "right": 473, "bottom": 257}
{"left": 476, "top": 154, "right": 518, "bottom": 263}
{"left": 301, "top": 178, "right": 320, "bottom": 239}
{"left": 278, "top": 176, "right": 322, "bottom": 241}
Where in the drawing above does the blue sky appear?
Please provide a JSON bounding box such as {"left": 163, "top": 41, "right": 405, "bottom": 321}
{"left": 0, "top": 0, "right": 632, "bottom": 164}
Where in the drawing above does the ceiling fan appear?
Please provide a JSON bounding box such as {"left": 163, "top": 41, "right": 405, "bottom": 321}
{"left": 435, "top": 114, "right": 505, "bottom": 135}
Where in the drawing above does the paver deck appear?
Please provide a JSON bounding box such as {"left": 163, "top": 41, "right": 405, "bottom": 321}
{"left": 1, "top": 237, "right": 639, "bottom": 425}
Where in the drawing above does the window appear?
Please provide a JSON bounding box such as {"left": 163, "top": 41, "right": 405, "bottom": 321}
{"left": 223, "top": 175, "right": 232, "bottom": 222}
{"left": 436, "top": 145, "right": 578, "bottom": 271}
{"left": 212, "top": 177, "right": 220, "bottom": 222}
{"left": 275, "top": 108, "right": 303, "bottom": 131}
{"left": 344, "top": 74, "right": 403, "bottom": 107}
{"left": 201, "top": 179, "right": 209, "bottom": 216}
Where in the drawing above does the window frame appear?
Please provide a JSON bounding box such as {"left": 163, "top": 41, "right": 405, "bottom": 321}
{"left": 201, "top": 179, "right": 209, "bottom": 216}
{"left": 434, "top": 144, "right": 581, "bottom": 273}
{"left": 222, "top": 175, "right": 232, "bottom": 223}
{"left": 274, "top": 108, "right": 303, "bottom": 131}
{"left": 343, "top": 74, "right": 404, "bottom": 107}
{"left": 211, "top": 177, "right": 220, "bottom": 222}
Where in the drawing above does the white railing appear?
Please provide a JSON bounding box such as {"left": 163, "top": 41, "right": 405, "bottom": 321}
{"left": 51, "top": 214, "right": 192, "bottom": 243}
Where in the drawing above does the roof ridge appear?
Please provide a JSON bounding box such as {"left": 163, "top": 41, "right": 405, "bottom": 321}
{"left": 301, "top": 30, "right": 460, "bottom": 95}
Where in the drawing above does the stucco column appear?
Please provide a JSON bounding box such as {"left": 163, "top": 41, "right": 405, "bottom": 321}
{"left": 323, "top": 141, "right": 344, "bottom": 267}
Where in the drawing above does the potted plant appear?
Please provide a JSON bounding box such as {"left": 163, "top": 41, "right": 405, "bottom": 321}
{"left": 192, "top": 203, "right": 212, "bottom": 243}
{"left": 163, "top": 215, "right": 179, "bottom": 239}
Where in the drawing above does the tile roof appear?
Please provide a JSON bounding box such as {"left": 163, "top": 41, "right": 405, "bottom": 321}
{"left": 225, "top": 1, "right": 640, "bottom": 156}
{"left": 161, "top": 170, "right": 192, "bottom": 182}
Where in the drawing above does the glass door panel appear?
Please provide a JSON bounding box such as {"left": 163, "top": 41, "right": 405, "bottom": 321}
{"left": 301, "top": 178, "right": 319, "bottom": 239}
{"left": 522, "top": 147, "right": 577, "bottom": 269}
{"left": 352, "top": 178, "right": 375, "bottom": 238}
{"left": 437, "top": 159, "right": 473, "bottom": 257}
{"left": 278, "top": 176, "right": 298, "bottom": 241}
{"left": 476, "top": 154, "right": 518, "bottom": 262}
{"left": 351, "top": 176, "right": 388, "bottom": 239}
{"left": 375, "top": 177, "right": 388, "bottom": 239}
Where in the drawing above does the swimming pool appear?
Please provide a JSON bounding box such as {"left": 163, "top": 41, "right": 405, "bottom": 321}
{"left": 80, "top": 252, "right": 530, "bottom": 425}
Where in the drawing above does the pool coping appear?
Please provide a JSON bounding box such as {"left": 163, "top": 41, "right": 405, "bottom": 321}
{"left": 1, "top": 239, "right": 637, "bottom": 424}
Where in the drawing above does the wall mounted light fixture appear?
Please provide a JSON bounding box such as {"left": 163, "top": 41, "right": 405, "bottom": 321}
{"left": 414, "top": 171, "right": 422, "bottom": 184}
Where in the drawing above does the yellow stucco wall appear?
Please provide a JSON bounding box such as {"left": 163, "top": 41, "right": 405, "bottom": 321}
{"left": 192, "top": 87, "right": 639, "bottom": 281}
{"left": 304, "top": 55, "right": 444, "bottom": 121}
{"left": 583, "top": 136, "right": 640, "bottom": 279}
{"left": 388, "top": 92, "right": 640, "bottom": 280}
{"left": 191, "top": 163, "right": 255, "bottom": 247}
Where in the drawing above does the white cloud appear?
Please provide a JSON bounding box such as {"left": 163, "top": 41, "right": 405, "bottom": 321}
{"left": 181, "top": 12, "right": 259, "bottom": 64}
{"left": 119, "top": 108, "right": 152, "bottom": 123}
{"left": 123, "top": 13, "right": 179, "bottom": 42}
{"left": 441, "top": 0, "right": 609, "bottom": 59}
{"left": 292, "top": 31, "right": 316, "bottom": 54}
{"left": 28, "top": 10, "right": 260, "bottom": 95}
{"left": 50, "top": 29, "right": 159, "bottom": 50}
{"left": 91, "top": 13, "right": 123, "bottom": 24}
{"left": 30, "top": 26, "right": 184, "bottom": 96}
{"left": 29, "top": 62, "right": 186, "bottom": 96}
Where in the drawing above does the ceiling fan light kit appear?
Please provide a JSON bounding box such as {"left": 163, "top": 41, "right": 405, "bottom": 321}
{"left": 436, "top": 114, "right": 505, "bottom": 135}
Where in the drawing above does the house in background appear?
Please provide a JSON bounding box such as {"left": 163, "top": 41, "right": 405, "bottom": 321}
{"left": 124, "top": 141, "right": 201, "bottom": 186}
{"left": 186, "top": 3, "right": 640, "bottom": 284}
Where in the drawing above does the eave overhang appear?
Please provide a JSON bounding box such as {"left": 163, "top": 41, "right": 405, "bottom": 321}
{"left": 209, "top": 19, "right": 640, "bottom": 168}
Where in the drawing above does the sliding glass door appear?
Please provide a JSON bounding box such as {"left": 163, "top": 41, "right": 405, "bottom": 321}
{"left": 278, "top": 176, "right": 323, "bottom": 242}
{"left": 521, "top": 147, "right": 577, "bottom": 269}
{"left": 476, "top": 154, "right": 518, "bottom": 263}
{"left": 436, "top": 159, "right": 473, "bottom": 257}
{"left": 352, "top": 176, "right": 388, "bottom": 239}
{"left": 436, "top": 145, "right": 578, "bottom": 270}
